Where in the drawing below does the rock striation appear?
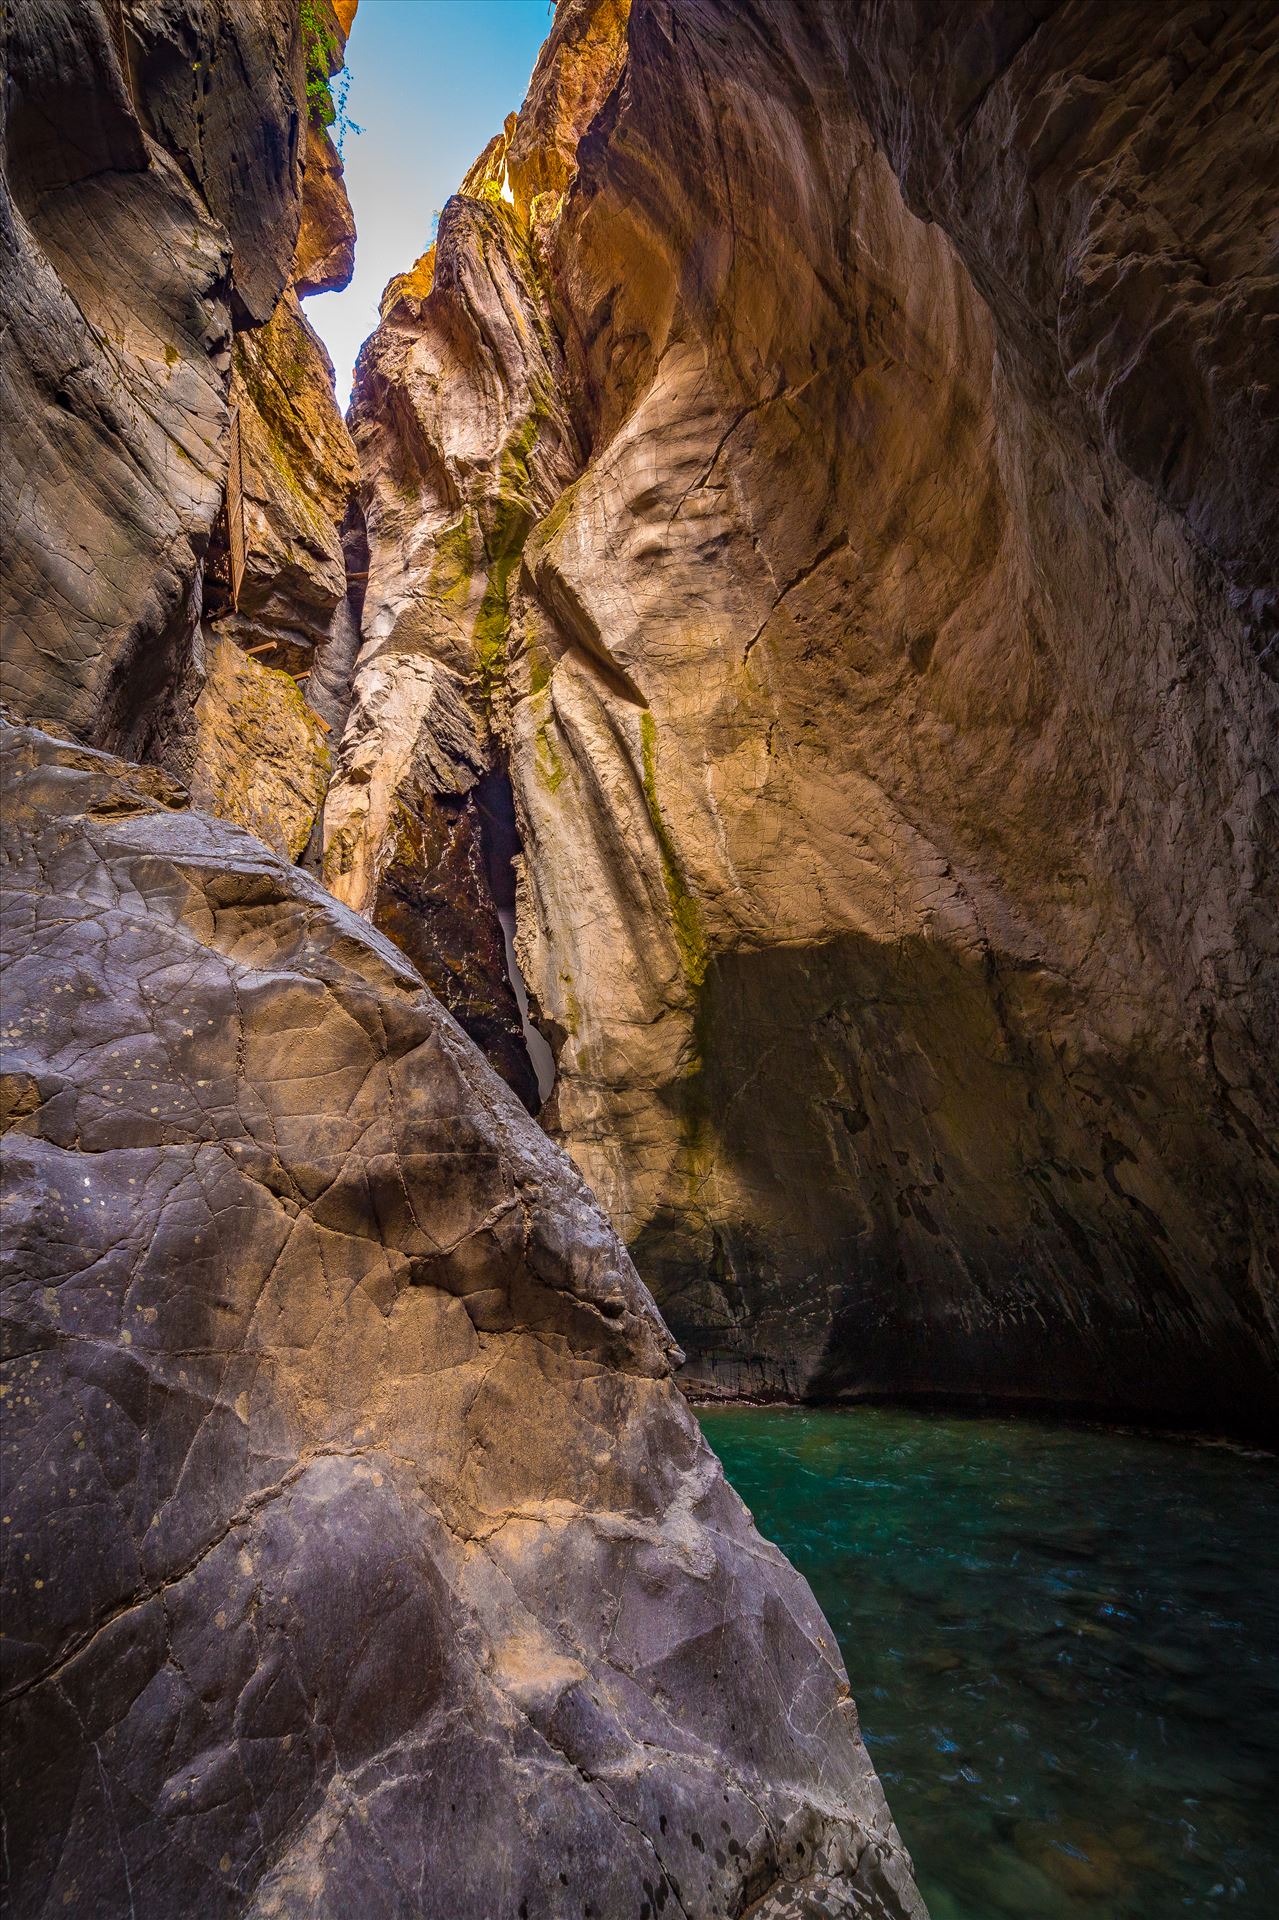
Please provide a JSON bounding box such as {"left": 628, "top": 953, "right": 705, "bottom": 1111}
{"left": 0, "top": 0, "right": 307, "bottom": 751}
{"left": 0, "top": 722, "right": 923, "bottom": 1920}
{"left": 347, "top": 0, "right": 1279, "bottom": 1440}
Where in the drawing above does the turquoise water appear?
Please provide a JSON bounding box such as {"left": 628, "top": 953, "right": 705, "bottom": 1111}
{"left": 698, "top": 1407, "right": 1279, "bottom": 1919}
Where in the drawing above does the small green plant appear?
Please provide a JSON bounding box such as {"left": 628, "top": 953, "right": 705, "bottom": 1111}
{"left": 299, "top": 0, "right": 362, "bottom": 153}
{"left": 300, "top": 0, "right": 336, "bottom": 122}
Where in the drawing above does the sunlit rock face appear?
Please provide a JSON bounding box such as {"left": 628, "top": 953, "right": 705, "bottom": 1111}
{"left": 219, "top": 289, "right": 359, "bottom": 672}
{"left": 326, "top": 185, "right": 583, "bottom": 1102}
{"left": 188, "top": 631, "right": 331, "bottom": 859}
{"left": 0, "top": 722, "right": 924, "bottom": 1920}
{"left": 293, "top": 123, "right": 356, "bottom": 297}
{"left": 325, "top": 0, "right": 632, "bottom": 1103}
{"left": 352, "top": 0, "right": 1279, "bottom": 1438}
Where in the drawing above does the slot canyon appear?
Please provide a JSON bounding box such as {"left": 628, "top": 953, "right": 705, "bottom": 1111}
{"left": 1, "top": 2, "right": 1276, "bottom": 1915}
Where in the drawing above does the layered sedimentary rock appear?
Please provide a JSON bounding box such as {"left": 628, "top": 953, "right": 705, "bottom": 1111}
{"left": 187, "top": 4, "right": 363, "bottom": 849}
{"left": 349, "top": 0, "right": 1279, "bottom": 1438}
{"left": 0, "top": 723, "right": 923, "bottom": 1920}
{"left": 323, "top": 0, "right": 634, "bottom": 1100}
{"left": 323, "top": 183, "right": 584, "bottom": 1103}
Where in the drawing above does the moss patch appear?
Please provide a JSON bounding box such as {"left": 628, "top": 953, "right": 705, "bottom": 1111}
{"left": 534, "top": 480, "right": 577, "bottom": 552}
{"left": 535, "top": 712, "right": 566, "bottom": 794}
{"left": 640, "top": 711, "right": 707, "bottom": 988}
{"left": 472, "top": 413, "right": 543, "bottom": 702}
{"left": 428, "top": 512, "right": 475, "bottom": 607}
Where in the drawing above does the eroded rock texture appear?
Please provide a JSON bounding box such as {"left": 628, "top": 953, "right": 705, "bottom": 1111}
{"left": 186, "top": 2, "right": 363, "bottom": 849}
{"left": 349, "top": 0, "right": 1279, "bottom": 1438}
{"left": 0, "top": 0, "right": 305, "bottom": 748}
{"left": 324, "top": 182, "right": 583, "bottom": 1104}
{"left": 2, "top": 1, "right": 926, "bottom": 1910}
{"left": 188, "top": 632, "right": 331, "bottom": 860}
{"left": 0, "top": 0, "right": 360, "bottom": 854}
{"left": 0, "top": 723, "right": 923, "bottom": 1920}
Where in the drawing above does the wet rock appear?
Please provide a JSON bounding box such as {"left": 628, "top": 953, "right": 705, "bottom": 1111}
{"left": 0, "top": 721, "right": 923, "bottom": 1920}
{"left": 1013, "top": 1820, "right": 1131, "bottom": 1902}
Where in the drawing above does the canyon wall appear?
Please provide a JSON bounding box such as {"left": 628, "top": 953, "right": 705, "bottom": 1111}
{"left": 343, "top": 0, "right": 1279, "bottom": 1440}
{"left": 0, "top": 3, "right": 924, "bottom": 1914}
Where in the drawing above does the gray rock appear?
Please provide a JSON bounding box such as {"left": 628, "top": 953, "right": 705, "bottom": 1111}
{"left": 0, "top": 722, "right": 924, "bottom": 1920}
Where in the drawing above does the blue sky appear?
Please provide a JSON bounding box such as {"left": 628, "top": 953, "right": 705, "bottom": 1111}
{"left": 306, "top": 0, "right": 554, "bottom": 408}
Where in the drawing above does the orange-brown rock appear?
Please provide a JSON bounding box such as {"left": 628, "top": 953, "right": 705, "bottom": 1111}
{"left": 184, "top": 6, "right": 361, "bottom": 854}
{"left": 462, "top": 0, "right": 629, "bottom": 231}
{"left": 294, "top": 124, "right": 357, "bottom": 297}
{"left": 324, "top": 185, "right": 581, "bottom": 1099}
{"left": 221, "top": 289, "right": 359, "bottom": 667}
{"left": 188, "top": 633, "right": 331, "bottom": 859}
{"left": 293, "top": 0, "right": 358, "bottom": 297}
{"left": 350, "top": 0, "right": 1279, "bottom": 1440}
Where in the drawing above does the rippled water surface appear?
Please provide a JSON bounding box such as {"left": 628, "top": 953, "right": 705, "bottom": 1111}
{"left": 698, "top": 1406, "right": 1279, "bottom": 1919}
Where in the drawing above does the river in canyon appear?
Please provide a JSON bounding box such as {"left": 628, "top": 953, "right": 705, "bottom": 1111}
{"left": 698, "top": 1406, "right": 1279, "bottom": 1919}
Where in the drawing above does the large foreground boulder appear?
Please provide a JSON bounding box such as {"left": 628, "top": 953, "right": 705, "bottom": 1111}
{"left": 0, "top": 722, "right": 924, "bottom": 1920}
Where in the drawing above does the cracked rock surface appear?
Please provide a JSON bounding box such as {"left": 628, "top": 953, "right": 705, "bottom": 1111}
{"left": 0, "top": 722, "right": 924, "bottom": 1920}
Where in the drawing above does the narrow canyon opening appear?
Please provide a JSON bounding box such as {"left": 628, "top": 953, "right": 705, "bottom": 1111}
{"left": 474, "top": 764, "right": 558, "bottom": 1107}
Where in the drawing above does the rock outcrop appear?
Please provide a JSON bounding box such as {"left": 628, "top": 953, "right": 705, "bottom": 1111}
{"left": 347, "top": 0, "right": 1279, "bottom": 1440}
{"left": 188, "top": 632, "right": 331, "bottom": 860}
{"left": 186, "top": 1, "right": 363, "bottom": 853}
{"left": 0, "top": 722, "right": 923, "bottom": 1920}
{"left": 321, "top": 185, "right": 581, "bottom": 1107}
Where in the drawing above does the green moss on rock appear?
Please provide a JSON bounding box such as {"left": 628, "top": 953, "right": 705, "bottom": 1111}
{"left": 640, "top": 711, "right": 707, "bottom": 988}
{"left": 428, "top": 512, "right": 475, "bottom": 606}
{"left": 472, "top": 414, "right": 542, "bottom": 702}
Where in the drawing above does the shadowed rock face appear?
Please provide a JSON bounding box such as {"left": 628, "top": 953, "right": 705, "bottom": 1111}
{"left": 0, "top": 723, "right": 923, "bottom": 1920}
{"left": 0, "top": 0, "right": 361, "bottom": 844}
{"left": 0, "top": 0, "right": 306, "bottom": 747}
{"left": 837, "top": 2, "right": 1279, "bottom": 657}
{"left": 348, "top": 0, "right": 1278, "bottom": 1438}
